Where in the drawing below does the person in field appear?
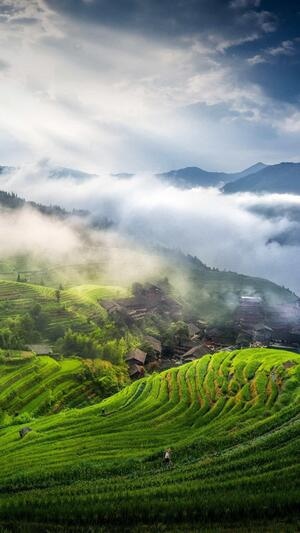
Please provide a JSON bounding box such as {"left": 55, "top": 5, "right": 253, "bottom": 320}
{"left": 163, "top": 448, "right": 172, "bottom": 466}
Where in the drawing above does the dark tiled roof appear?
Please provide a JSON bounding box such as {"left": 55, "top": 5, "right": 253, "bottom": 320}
{"left": 126, "top": 348, "right": 147, "bottom": 364}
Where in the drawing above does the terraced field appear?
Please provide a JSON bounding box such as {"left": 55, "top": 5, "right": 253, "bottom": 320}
{"left": 0, "top": 280, "right": 127, "bottom": 338}
{"left": 0, "top": 353, "right": 110, "bottom": 418}
{"left": 0, "top": 348, "right": 299, "bottom": 530}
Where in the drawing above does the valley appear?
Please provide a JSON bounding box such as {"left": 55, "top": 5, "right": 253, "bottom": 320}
{"left": 0, "top": 184, "right": 299, "bottom": 531}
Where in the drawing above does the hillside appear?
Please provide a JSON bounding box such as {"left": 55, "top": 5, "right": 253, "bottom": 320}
{"left": 162, "top": 251, "right": 298, "bottom": 322}
{"left": 0, "top": 280, "right": 127, "bottom": 340}
{"left": 223, "top": 162, "right": 300, "bottom": 194}
{"left": 0, "top": 352, "right": 128, "bottom": 421}
{"left": 0, "top": 260, "right": 297, "bottom": 359}
{"left": 0, "top": 190, "right": 89, "bottom": 219}
{"left": 0, "top": 348, "right": 299, "bottom": 529}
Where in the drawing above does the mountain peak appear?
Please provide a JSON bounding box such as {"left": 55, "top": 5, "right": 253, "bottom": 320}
{"left": 223, "top": 161, "right": 300, "bottom": 195}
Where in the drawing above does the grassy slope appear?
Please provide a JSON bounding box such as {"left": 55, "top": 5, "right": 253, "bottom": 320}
{"left": 0, "top": 353, "right": 107, "bottom": 417}
{"left": 0, "top": 348, "right": 299, "bottom": 528}
{"left": 0, "top": 280, "right": 126, "bottom": 338}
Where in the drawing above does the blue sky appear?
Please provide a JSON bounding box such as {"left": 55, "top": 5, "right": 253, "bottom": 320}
{"left": 0, "top": 0, "right": 299, "bottom": 172}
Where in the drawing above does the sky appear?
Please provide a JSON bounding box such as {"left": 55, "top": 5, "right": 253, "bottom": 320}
{"left": 0, "top": 0, "right": 300, "bottom": 172}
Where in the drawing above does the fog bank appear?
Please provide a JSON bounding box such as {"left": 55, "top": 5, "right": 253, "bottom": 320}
{"left": 1, "top": 161, "right": 300, "bottom": 294}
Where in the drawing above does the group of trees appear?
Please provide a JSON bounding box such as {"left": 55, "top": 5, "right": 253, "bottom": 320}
{"left": 0, "top": 304, "right": 47, "bottom": 349}
{"left": 56, "top": 329, "right": 133, "bottom": 365}
{"left": 82, "top": 359, "right": 129, "bottom": 396}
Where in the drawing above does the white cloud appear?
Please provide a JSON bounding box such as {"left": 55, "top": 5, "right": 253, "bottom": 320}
{"left": 268, "top": 40, "right": 295, "bottom": 56}
{"left": 248, "top": 39, "right": 297, "bottom": 65}
{"left": 2, "top": 163, "right": 300, "bottom": 294}
{"left": 0, "top": 1, "right": 297, "bottom": 171}
{"left": 280, "top": 112, "right": 300, "bottom": 134}
{"left": 247, "top": 53, "right": 266, "bottom": 65}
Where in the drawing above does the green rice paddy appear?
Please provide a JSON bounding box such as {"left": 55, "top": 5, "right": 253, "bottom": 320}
{"left": 0, "top": 280, "right": 126, "bottom": 338}
{"left": 0, "top": 353, "right": 111, "bottom": 418}
{"left": 0, "top": 348, "right": 299, "bottom": 530}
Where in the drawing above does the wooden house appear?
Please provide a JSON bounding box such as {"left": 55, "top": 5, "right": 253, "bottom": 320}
{"left": 125, "top": 348, "right": 147, "bottom": 366}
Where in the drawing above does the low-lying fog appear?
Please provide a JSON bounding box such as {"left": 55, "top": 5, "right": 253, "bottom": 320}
{"left": 1, "top": 160, "right": 300, "bottom": 294}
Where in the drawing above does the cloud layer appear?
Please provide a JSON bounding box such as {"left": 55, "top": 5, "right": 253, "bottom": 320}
{"left": 2, "top": 162, "right": 300, "bottom": 295}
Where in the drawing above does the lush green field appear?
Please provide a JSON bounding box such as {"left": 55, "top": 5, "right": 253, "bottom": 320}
{"left": 0, "top": 352, "right": 128, "bottom": 421}
{"left": 0, "top": 280, "right": 126, "bottom": 338}
{"left": 0, "top": 348, "right": 299, "bottom": 530}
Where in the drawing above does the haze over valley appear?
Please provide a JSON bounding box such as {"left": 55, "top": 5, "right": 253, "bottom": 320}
{"left": 1, "top": 159, "right": 300, "bottom": 294}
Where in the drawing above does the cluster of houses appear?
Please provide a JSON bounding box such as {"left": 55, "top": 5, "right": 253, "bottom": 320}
{"left": 101, "top": 287, "right": 300, "bottom": 380}
{"left": 101, "top": 283, "right": 182, "bottom": 324}
{"left": 235, "top": 296, "right": 300, "bottom": 350}
{"left": 125, "top": 335, "right": 162, "bottom": 379}
{"left": 25, "top": 286, "right": 300, "bottom": 382}
{"left": 125, "top": 322, "right": 216, "bottom": 379}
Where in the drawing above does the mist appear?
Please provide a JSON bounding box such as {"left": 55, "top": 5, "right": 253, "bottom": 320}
{"left": 0, "top": 203, "right": 166, "bottom": 287}
{"left": 1, "top": 160, "right": 300, "bottom": 294}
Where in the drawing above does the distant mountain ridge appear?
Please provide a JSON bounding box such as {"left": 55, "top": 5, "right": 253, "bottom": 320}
{"left": 2, "top": 161, "right": 300, "bottom": 195}
{"left": 157, "top": 162, "right": 267, "bottom": 188}
{"left": 223, "top": 162, "right": 300, "bottom": 194}
{"left": 48, "top": 166, "right": 96, "bottom": 181}
{"left": 234, "top": 162, "right": 267, "bottom": 179}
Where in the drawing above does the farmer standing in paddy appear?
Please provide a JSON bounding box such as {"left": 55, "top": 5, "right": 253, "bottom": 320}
{"left": 163, "top": 448, "right": 172, "bottom": 466}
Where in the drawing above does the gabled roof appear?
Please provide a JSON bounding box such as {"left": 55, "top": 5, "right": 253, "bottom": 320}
{"left": 144, "top": 335, "right": 162, "bottom": 353}
{"left": 182, "top": 344, "right": 212, "bottom": 358}
{"left": 125, "top": 348, "right": 147, "bottom": 365}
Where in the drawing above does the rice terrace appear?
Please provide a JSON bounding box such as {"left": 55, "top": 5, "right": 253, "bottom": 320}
{"left": 0, "top": 347, "right": 299, "bottom": 531}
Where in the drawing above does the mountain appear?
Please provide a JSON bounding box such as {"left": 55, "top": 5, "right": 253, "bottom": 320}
{"left": 0, "top": 165, "right": 14, "bottom": 175}
{"left": 0, "top": 163, "right": 96, "bottom": 181}
{"left": 223, "top": 162, "right": 300, "bottom": 194}
{"left": 157, "top": 162, "right": 267, "bottom": 188}
{"left": 48, "top": 166, "right": 95, "bottom": 181}
{"left": 157, "top": 166, "right": 228, "bottom": 187}
{"left": 234, "top": 161, "right": 267, "bottom": 179}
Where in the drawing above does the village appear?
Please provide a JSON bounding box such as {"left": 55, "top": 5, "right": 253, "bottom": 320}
{"left": 101, "top": 283, "right": 300, "bottom": 379}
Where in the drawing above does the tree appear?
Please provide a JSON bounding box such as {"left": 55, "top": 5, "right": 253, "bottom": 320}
{"left": 55, "top": 289, "right": 61, "bottom": 303}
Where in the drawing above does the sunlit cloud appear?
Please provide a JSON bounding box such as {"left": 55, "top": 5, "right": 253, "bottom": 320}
{"left": 0, "top": 1, "right": 299, "bottom": 170}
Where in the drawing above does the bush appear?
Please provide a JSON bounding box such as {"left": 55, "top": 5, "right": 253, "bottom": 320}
{"left": 12, "top": 412, "right": 32, "bottom": 425}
